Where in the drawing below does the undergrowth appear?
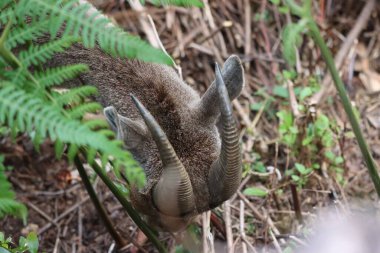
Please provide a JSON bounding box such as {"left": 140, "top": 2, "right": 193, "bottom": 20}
{"left": 0, "top": 0, "right": 199, "bottom": 225}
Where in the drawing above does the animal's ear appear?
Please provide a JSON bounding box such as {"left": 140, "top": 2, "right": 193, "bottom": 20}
{"left": 104, "top": 106, "right": 147, "bottom": 149}
{"left": 196, "top": 55, "right": 245, "bottom": 122}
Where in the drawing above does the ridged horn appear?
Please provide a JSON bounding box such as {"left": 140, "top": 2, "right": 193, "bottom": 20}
{"left": 208, "top": 64, "right": 242, "bottom": 207}
{"left": 130, "top": 95, "right": 195, "bottom": 217}
{"left": 197, "top": 55, "right": 244, "bottom": 123}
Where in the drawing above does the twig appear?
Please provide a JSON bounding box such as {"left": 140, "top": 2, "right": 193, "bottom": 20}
{"left": 26, "top": 202, "right": 58, "bottom": 227}
{"left": 74, "top": 156, "right": 127, "bottom": 248}
{"left": 237, "top": 191, "right": 265, "bottom": 221}
{"left": 224, "top": 200, "right": 234, "bottom": 253}
{"left": 244, "top": 0, "right": 251, "bottom": 70}
{"left": 310, "top": 0, "right": 376, "bottom": 104}
{"left": 146, "top": 14, "right": 183, "bottom": 79}
{"left": 202, "top": 211, "right": 214, "bottom": 253}
{"left": 38, "top": 197, "right": 90, "bottom": 234}
{"left": 239, "top": 200, "right": 247, "bottom": 253}
{"left": 308, "top": 21, "right": 380, "bottom": 197}
{"left": 290, "top": 184, "right": 303, "bottom": 223}
{"left": 286, "top": 79, "right": 300, "bottom": 118}
{"left": 269, "top": 229, "right": 283, "bottom": 253}
{"left": 53, "top": 236, "right": 60, "bottom": 253}
{"left": 128, "top": 0, "right": 160, "bottom": 48}
{"left": 289, "top": 235, "right": 307, "bottom": 247}
{"left": 86, "top": 155, "right": 168, "bottom": 253}
{"left": 77, "top": 204, "right": 83, "bottom": 252}
{"left": 286, "top": 0, "right": 380, "bottom": 197}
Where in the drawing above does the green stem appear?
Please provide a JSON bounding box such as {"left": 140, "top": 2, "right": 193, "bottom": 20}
{"left": 284, "top": 0, "right": 303, "bottom": 16}
{"left": 0, "top": 20, "right": 62, "bottom": 107}
{"left": 82, "top": 151, "right": 167, "bottom": 253}
{"left": 0, "top": 20, "right": 22, "bottom": 69}
{"left": 74, "top": 156, "right": 127, "bottom": 248}
{"left": 307, "top": 21, "right": 380, "bottom": 196}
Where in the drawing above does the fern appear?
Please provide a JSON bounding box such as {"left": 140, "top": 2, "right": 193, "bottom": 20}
{"left": 55, "top": 86, "right": 98, "bottom": 105}
{"left": 19, "top": 37, "right": 77, "bottom": 67}
{"left": 68, "top": 102, "right": 102, "bottom": 119}
{"left": 35, "top": 64, "right": 89, "bottom": 87}
{"left": 6, "top": 21, "right": 49, "bottom": 49}
{"left": 0, "top": 155, "right": 27, "bottom": 223}
{"left": 15, "top": 0, "right": 172, "bottom": 64}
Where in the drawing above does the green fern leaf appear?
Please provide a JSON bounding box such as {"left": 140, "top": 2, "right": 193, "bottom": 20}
{"left": 0, "top": 156, "right": 27, "bottom": 223}
{"left": 0, "top": 82, "right": 145, "bottom": 186}
{"left": 55, "top": 86, "right": 98, "bottom": 106}
{"left": 68, "top": 102, "right": 102, "bottom": 119}
{"left": 282, "top": 19, "right": 308, "bottom": 66}
{"left": 0, "top": 5, "right": 15, "bottom": 25}
{"left": 18, "top": 0, "right": 172, "bottom": 64}
{"left": 19, "top": 37, "right": 77, "bottom": 67}
{"left": 35, "top": 64, "right": 89, "bottom": 87}
{"left": 5, "top": 21, "right": 49, "bottom": 49}
{"left": 54, "top": 139, "right": 65, "bottom": 159}
{"left": 0, "top": 0, "right": 13, "bottom": 10}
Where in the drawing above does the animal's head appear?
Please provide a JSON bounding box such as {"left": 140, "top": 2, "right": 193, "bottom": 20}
{"left": 104, "top": 55, "right": 244, "bottom": 231}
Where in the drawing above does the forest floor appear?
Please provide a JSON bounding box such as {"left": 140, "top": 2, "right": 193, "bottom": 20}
{"left": 1, "top": 0, "right": 380, "bottom": 252}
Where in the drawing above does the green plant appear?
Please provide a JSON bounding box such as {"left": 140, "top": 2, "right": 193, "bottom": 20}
{"left": 0, "top": 0, "right": 205, "bottom": 252}
{"left": 282, "top": 0, "right": 380, "bottom": 195}
{"left": 0, "top": 0, "right": 169, "bottom": 189}
{"left": 0, "top": 155, "right": 27, "bottom": 223}
{"left": 0, "top": 231, "right": 38, "bottom": 253}
{"left": 276, "top": 73, "right": 345, "bottom": 187}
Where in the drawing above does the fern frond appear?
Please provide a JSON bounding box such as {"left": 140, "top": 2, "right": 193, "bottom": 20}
{"left": 0, "top": 82, "right": 145, "bottom": 186}
{"left": 0, "top": 5, "right": 14, "bottom": 25}
{"left": 55, "top": 86, "right": 98, "bottom": 105}
{"left": 0, "top": 0, "right": 13, "bottom": 10}
{"left": 68, "top": 102, "right": 102, "bottom": 119}
{"left": 5, "top": 20, "right": 49, "bottom": 49}
{"left": 19, "top": 37, "right": 77, "bottom": 67}
{"left": 35, "top": 64, "right": 89, "bottom": 87}
{"left": 0, "top": 156, "right": 27, "bottom": 223}
{"left": 17, "top": 0, "right": 172, "bottom": 64}
{"left": 0, "top": 199, "right": 27, "bottom": 223}
{"left": 2, "top": 68, "right": 29, "bottom": 86}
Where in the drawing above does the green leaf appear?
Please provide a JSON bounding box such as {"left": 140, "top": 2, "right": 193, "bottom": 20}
{"left": 335, "top": 156, "right": 344, "bottom": 165}
{"left": 315, "top": 114, "right": 330, "bottom": 134}
{"left": 295, "top": 163, "right": 312, "bottom": 175}
{"left": 19, "top": 37, "right": 77, "bottom": 67}
{"left": 18, "top": 0, "right": 172, "bottom": 64}
{"left": 299, "top": 87, "right": 313, "bottom": 101}
{"left": 26, "top": 232, "right": 38, "bottom": 253}
{"left": 324, "top": 150, "right": 335, "bottom": 161}
{"left": 273, "top": 85, "right": 289, "bottom": 98}
{"left": 281, "top": 19, "right": 308, "bottom": 66}
{"left": 243, "top": 187, "right": 268, "bottom": 197}
{"left": 0, "top": 247, "right": 11, "bottom": 253}
{"left": 269, "top": 0, "right": 280, "bottom": 5}
{"left": 291, "top": 174, "right": 300, "bottom": 182}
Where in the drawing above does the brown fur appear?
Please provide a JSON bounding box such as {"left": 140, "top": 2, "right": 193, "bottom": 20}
{"left": 45, "top": 43, "right": 243, "bottom": 231}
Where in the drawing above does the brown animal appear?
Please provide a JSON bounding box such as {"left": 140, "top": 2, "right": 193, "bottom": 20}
{"left": 48, "top": 43, "right": 244, "bottom": 231}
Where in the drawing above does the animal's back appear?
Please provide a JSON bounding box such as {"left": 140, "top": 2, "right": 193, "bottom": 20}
{"left": 47, "top": 42, "right": 245, "bottom": 231}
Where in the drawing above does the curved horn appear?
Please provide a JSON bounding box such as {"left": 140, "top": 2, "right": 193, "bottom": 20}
{"left": 130, "top": 95, "right": 195, "bottom": 217}
{"left": 208, "top": 64, "right": 242, "bottom": 207}
{"left": 196, "top": 55, "right": 244, "bottom": 123}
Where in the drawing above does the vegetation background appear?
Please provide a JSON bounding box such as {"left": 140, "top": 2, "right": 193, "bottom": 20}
{"left": 1, "top": 0, "right": 380, "bottom": 252}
